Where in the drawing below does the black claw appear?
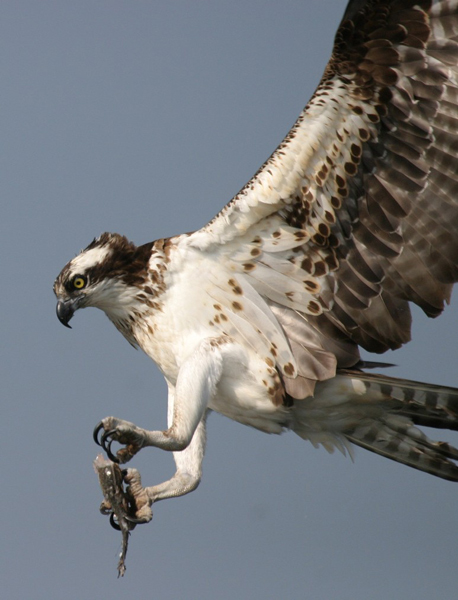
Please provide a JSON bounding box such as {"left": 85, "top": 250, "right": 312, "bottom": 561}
{"left": 93, "top": 421, "right": 104, "bottom": 446}
{"left": 100, "top": 428, "right": 112, "bottom": 448}
{"left": 109, "top": 513, "right": 121, "bottom": 531}
{"left": 105, "top": 436, "right": 120, "bottom": 463}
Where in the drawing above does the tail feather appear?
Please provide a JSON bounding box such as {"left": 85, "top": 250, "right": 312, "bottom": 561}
{"left": 346, "top": 414, "right": 458, "bottom": 482}
{"left": 292, "top": 371, "right": 458, "bottom": 481}
{"left": 341, "top": 371, "right": 458, "bottom": 481}
{"left": 345, "top": 371, "right": 458, "bottom": 431}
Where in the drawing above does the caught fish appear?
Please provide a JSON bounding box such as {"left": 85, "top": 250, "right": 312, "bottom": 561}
{"left": 93, "top": 454, "right": 152, "bottom": 577}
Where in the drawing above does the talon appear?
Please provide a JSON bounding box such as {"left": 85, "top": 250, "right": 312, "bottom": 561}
{"left": 109, "top": 513, "right": 121, "bottom": 531}
{"left": 93, "top": 420, "right": 141, "bottom": 465}
{"left": 105, "top": 436, "right": 120, "bottom": 463}
{"left": 95, "top": 427, "right": 122, "bottom": 463}
{"left": 101, "top": 428, "right": 115, "bottom": 449}
{"left": 93, "top": 421, "right": 104, "bottom": 446}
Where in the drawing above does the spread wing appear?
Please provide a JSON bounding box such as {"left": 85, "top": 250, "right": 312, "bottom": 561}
{"left": 186, "top": 0, "right": 458, "bottom": 398}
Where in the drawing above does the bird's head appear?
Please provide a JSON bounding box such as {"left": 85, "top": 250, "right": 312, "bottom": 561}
{"left": 54, "top": 232, "right": 143, "bottom": 328}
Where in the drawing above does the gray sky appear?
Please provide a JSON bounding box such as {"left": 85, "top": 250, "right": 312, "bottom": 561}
{"left": 2, "top": 1, "right": 458, "bottom": 598}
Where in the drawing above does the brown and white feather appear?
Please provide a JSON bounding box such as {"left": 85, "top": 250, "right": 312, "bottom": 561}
{"left": 182, "top": 0, "right": 458, "bottom": 395}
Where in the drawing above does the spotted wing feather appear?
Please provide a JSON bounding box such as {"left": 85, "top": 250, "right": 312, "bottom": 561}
{"left": 186, "top": 0, "right": 458, "bottom": 396}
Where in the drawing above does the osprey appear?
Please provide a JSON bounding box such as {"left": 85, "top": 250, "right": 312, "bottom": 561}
{"left": 55, "top": 0, "right": 458, "bottom": 511}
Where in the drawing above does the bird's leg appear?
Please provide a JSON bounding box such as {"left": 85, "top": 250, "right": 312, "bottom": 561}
{"left": 146, "top": 409, "right": 208, "bottom": 502}
{"left": 94, "top": 338, "right": 223, "bottom": 465}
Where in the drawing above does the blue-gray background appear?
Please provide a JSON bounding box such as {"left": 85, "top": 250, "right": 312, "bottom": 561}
{"left": 2, "top": 1, "right": 457, "bottom": 598}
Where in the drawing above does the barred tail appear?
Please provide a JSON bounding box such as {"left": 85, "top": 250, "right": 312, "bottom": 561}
{"left": 292, "top": 371, "right": 458, "bottom": 481}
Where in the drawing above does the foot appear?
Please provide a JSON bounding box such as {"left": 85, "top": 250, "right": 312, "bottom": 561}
{"left": 94, "top": 455, "right": 153, "bottom": 526}
{"left": 93, "top": 417, "right": 147, "bottom": 464}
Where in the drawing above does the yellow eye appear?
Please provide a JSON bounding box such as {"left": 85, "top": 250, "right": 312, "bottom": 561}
{"left": 72, "top": 276, "right": 87, "bottom": 290}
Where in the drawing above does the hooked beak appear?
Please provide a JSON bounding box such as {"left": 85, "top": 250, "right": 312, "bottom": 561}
{"left": 56, "top": 297, "right": 81, "bottom": 328}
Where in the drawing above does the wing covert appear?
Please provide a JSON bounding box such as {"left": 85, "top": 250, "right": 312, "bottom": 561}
{"left": 186, "top": 0, "right": 458, "bottom": 396}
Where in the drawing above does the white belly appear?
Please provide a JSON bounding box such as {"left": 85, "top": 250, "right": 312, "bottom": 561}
{"left": 208, "top": 343, "right": 291, "bottom": 434}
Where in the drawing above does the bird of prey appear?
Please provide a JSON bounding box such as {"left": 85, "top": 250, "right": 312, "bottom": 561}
{"left": 55, "top": 0, "right": 458, "bottom": 512}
